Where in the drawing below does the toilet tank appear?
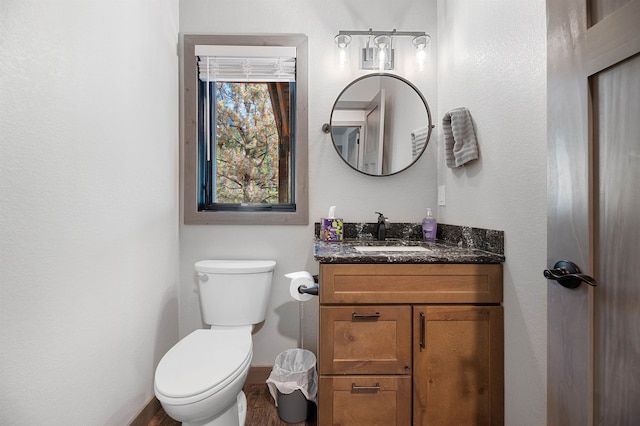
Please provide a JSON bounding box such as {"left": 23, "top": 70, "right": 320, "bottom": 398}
{"left": 194, "top": 260, "right": 276, "bottom": 326}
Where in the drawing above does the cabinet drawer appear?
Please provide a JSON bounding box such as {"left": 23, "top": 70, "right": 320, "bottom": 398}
{"left": 320, "top": 263, "right": 503, "bottom": 304}
{"left": 319, "top": 305, "right": 412, "bottom": 375}
{"left": 318, "top": 375, "right": 411, "bottom": 426}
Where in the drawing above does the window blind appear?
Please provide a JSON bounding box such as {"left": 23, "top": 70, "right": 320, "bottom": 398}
{"left": 195, "top": 45, "right": 296, "bottom": 82}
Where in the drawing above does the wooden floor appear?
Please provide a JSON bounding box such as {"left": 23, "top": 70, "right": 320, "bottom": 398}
{"left": 149, "top": 383, "right": 317, "bottom": 426}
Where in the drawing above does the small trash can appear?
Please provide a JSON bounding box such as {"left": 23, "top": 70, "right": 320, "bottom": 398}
{"left": 266, "top": 349, "right": 317, "bottom": 423}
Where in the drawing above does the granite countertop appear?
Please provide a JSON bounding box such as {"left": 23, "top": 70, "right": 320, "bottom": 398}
{"left": 313, "top": 222, "right": 505, "bottom": 264}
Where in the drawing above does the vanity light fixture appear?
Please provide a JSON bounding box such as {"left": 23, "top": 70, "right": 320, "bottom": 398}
{"left": 334, "top": 34, "right": 352, "bottom": 69}
{"left": 373, "top": 34, "right": 393, "bottom": 71}
{"left": 412, "top": 34, "right": 431, "bottom": 71}
{"left": 334, "top": 29, "right": 430, "bottom": 71}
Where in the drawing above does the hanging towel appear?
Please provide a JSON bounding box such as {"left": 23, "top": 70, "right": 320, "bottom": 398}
{"left": 411, "top": 126, "right": 429, "bottom": 159}
{"left": 442, "top": 107, "right": 479, "bottom": 168}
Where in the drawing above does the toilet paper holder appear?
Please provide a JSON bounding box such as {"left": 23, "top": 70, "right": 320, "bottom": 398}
{"left": 298, "top": 275, "right": 319, "bottom": 296}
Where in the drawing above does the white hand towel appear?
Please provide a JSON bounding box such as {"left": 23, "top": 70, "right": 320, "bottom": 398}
{"left": 443, "top": 107, "right": 479, "bottom": 168}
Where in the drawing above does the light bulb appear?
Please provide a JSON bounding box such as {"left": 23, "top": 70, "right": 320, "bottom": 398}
{"left": 334, "top": 34, "right": 352, "bottom": 70}
{"left": 338, "top": 49, "right": 347, "bottom": 68}
{"left": 377, "top": 49, "right": 386, "bottom": 71}
{"left": 335, "top": 35, "right": 351, "bottom": 49}
{"left": 416, "top": 49, "right": 426, "bottom": 71}
{"left": 373, "top": 35, "right": 392, "bottom": 71}
{"left": 412, "top": 35, "right": 430, "bottom": 71}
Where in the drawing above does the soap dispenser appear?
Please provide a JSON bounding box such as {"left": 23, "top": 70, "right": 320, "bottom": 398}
{"left": 422, "top": 208, "right": 437, "bottom": 242}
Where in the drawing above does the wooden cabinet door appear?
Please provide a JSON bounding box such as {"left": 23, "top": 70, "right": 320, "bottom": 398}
{"left": 413, "top": 306, "right": 504, "bottom": 425}
{"left": 318, "top": 375, "right": 412, "bottom": 426}
{"left": 319, "top": 305, "right": 412, "bottom": 375}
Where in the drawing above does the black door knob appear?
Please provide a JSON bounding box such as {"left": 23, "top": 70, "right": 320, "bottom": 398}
{"left": 543, "top": 260, "right": 597, "bottom": 289}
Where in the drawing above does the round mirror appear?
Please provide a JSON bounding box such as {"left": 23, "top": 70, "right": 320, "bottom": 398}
{"left": 329, "top": 73, "right": 433, "bottom": 176}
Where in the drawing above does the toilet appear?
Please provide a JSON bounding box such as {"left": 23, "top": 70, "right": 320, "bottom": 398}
{"left": 154, "top": 259, "right": 276, "bottom": 426}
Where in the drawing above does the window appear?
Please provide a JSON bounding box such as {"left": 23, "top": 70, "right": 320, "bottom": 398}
{"left": 200, "top": 81, "right": 293, "bottom": 207}
{"left": 182, "top": 35, "right": 308, "bottom": 225}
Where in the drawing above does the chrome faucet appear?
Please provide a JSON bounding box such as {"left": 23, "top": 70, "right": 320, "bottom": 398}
{"left": 375, "top": 212, "right": 390, "bottom": 241}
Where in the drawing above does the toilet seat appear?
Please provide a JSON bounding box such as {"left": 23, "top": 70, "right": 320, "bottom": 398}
{"left": 155, "top": 328, "right": 252, "bottom": 405}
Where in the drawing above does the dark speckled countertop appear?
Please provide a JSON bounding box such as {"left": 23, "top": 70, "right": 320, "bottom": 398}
{"left": 313, "top": 222, "right": 505, "bottom": 264}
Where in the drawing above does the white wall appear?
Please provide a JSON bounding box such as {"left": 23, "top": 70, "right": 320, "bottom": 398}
{"left": 437, "top": 1, "right": 547, "bottom": 424}
{"left": 179, "top": 0, "right": 438, "bottom": 365}
{"left": 0, "top": 1, "right": 180, "bottom": 424}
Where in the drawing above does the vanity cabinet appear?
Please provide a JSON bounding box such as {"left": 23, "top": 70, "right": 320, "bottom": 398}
{"left": 318, "top": 263, "right": 504, "bottom": 426}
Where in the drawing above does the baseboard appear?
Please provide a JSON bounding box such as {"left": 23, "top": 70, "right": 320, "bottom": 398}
{"left": 129, "top": 396, "right": 161, "bottom": 426}
{"left": 129, "top": 366, "right": 272, "bottom": 424}
{"left": 246, "top": 365, "right": 272, "bottom": 384}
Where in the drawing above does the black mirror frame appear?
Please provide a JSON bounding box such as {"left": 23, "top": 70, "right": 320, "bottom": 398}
{"left": 329, "top": 73, "right": 433, "bottom": 177}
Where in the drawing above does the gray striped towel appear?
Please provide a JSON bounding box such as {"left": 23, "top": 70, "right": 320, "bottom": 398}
{"left": 411, "top": 126, "right": 429, "bottom": 159}
{"left": 443, "top": 107, "right": 478, "bottom": 168}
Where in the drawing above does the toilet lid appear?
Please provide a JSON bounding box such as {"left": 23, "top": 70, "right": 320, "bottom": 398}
{"left": 195, "top": 259, "right": 276, "bottom": 274}
{"left": 155, "top": 329, "right": 252, "bottom": 399}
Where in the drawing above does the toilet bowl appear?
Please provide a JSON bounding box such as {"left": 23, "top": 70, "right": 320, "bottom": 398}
{"left": 154, "top": 259, "right": 276, "bottom": 426}
{"left": 155, "top": 327, "right": 253, "bottom": 426}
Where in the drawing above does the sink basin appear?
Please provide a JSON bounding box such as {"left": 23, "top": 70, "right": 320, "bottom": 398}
{"left": 353, "top": 245, "right": 431, "bottom": 252}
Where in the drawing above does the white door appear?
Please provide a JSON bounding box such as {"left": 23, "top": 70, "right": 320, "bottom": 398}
{"left": 362, "top": 89, "right": 385, "bottom": 174}
{"left": 346, "top": 126, "right": 360, "bottom": 168}
{"left": 546, "top": 0, "right": 640, "bottom": 424}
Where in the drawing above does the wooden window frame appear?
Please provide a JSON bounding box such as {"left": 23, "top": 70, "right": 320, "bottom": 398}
{"left": 181, "top": 34, "right": 308, "bottom": 225}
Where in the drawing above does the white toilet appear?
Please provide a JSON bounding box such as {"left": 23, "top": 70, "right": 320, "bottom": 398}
{"left": 154, "top": 259, "right": 276, "bottom": 426}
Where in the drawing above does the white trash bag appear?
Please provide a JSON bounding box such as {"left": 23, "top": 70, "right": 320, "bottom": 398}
{"left": 266, "top": 348, "right": 318, "bottom": 405}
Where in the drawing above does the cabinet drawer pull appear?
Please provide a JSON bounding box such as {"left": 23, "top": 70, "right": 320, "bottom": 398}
{"left": 420, "top": 312, "right": 426, "bottom": 351}
{"left": 352, "top": 312, "right": 381, "bottom": 320}
{"left": 351, "top": 382, "right": 381, "bottom": 392}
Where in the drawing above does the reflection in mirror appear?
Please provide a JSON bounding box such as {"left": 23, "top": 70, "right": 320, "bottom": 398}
{"left": 330, "top": 73, "right": 432, "bottom": 176}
